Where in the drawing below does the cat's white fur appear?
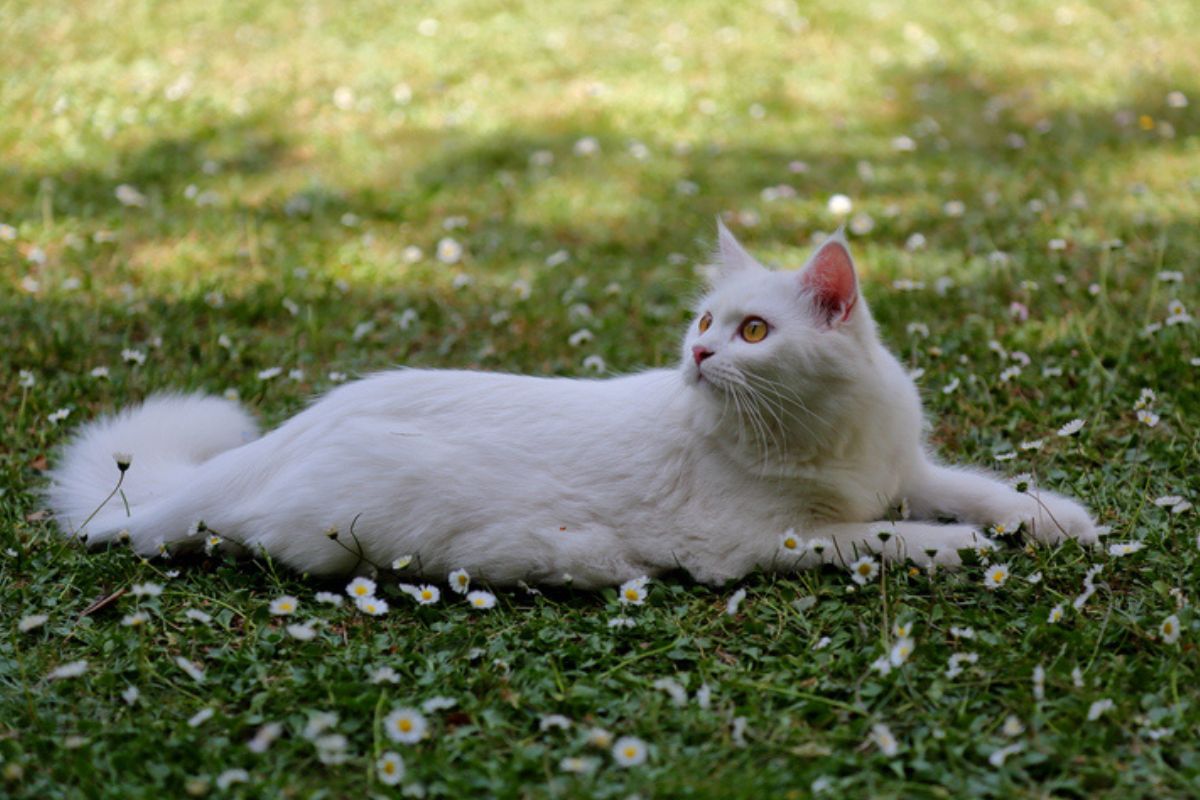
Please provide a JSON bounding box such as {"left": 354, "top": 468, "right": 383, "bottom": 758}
{"left": 47, "top": 223, "right": 1098, "bottom": 587}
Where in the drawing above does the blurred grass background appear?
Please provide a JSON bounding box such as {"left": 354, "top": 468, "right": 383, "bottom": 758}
{"left": 2, "top": 1, "right": 1199, "bottom": 797}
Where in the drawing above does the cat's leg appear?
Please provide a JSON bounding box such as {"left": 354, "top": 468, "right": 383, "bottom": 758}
{"left": 796, "top": 520, "right": 996, "bottom": 568}
{"left": 903, "top": 461, "right": 1099, "bottom": 545}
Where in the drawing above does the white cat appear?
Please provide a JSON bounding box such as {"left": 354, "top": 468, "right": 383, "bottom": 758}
{"left": 47, "top": 223, "right": 1098, "bottom": 587}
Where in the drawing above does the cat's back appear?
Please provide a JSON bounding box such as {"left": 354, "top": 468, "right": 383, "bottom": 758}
{"left": 290, "top": 367, "right": 686, "bottom": 450}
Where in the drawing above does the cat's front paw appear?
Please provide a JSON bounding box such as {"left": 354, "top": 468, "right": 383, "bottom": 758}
{"left": 888, "top": 524, "right": 997, "bottom": 569}
{"left": 1000, "top": 492, "right": 1099, "bottom": 546}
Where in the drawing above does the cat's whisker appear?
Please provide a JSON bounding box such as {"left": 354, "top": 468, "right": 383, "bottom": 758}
{"left": 742, "top": 374, "right": 833, "bottom": 443}
{"left": 744, "top": 373, "right": 833, "bottom": 430}
{"left": 727, "top": 377, "right": 783, "bottom": 462}
{"left": 740, "top": 378, "right": 818, "bottom": 443}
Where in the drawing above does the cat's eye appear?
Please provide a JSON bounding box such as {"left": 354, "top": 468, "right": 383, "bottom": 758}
{"left": 740, "top": 317, "right": 768, "bottom": 343}
{"left": 698, "top": 312, "right": 713, "bottom": 334}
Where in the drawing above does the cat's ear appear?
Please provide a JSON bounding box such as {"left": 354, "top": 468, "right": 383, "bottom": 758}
{"left": 799, "top": 228, "right": 858, "bottom": 326}
{"left": 714, "top": 218, "right": 761, "bottom": 277}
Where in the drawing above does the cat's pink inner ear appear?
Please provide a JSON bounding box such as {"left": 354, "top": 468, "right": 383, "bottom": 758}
{"left": 801, "top": 240, "right": 858, "bottom": 325}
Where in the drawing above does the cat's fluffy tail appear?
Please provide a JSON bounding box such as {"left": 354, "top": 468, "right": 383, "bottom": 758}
{"left": 46, "top": 393, "right": 260, "bottom": 544}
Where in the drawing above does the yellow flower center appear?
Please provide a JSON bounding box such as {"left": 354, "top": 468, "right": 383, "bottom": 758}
{"left": 383, "top": 762, "right": 395, "bottom": 774}
{"left": 355, "top": 586, "right": 367, "bottom": 595}
{"left": 399, "top": 719, "right": 412, "bottom": 732}
{"left": 421, "top": 590, "right": 432, "bottom": 600}
{"left": 625, "top": 588, "right": 638, "bottom": 600}
{"left": 993, "top": 570, "right": 1005, "bottom": 582}
{"left": 624, "top": 747, "right": 637, "bottom": 758}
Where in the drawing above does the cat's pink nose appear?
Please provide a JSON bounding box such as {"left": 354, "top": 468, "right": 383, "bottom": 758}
{"left": 692, "top": 345, "right": 714, "bottom": 366}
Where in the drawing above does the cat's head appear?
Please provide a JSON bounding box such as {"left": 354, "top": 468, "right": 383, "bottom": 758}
{"left": 680, "top": 222, "right": 883, "bottom": 440}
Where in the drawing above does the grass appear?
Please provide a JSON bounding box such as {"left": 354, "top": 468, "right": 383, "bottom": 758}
{"left": 2, "top": 0, "right": 1199, "bottom": 796}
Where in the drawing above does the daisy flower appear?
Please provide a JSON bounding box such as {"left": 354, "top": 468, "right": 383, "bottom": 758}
{"left": 421, "top": 696, "right": 456, "bottom": 713}
{"left": 1160, "top": 614, "right": 1181, "bottom": 644}
{"left": 376, "top": 752, "right": 405, "bottom": 786}
{"left": 559, "top": 756, "right": 599, "bottom": 774}
{"left": 370, "top": 666, "right": 401, "bottom": 684}
{"left": 612, "top": 736, "right": 648, "bottom": 767}
{"left": 346, "top": 577, "right": 376, "bottom": 600}
{"left": 1108, "top": 541, "right": 1144, "bottom": 557}
{"left": 539, "top": 714, "right": 571, "bottom": 732}
{"left": 315, "top": 734, "right": 349, "bottom": 765}
{"left": 215, "top": 769, "right": 249, "bottom": 790}
{"left": 1056, "top": 418, "right": 1086, "bottom": 437}
{"left": 949, "top": 626, "right": 976, "bottom": 639}
{"left": 356, "top": 596, "right": 389, "bottom": 616}
{"left": 868, "top": 723, "right": 899, "bottom": 757}
{"left": 392, "top": 555, "right": 414, "bottom": 570}
{"left": 989, "top": 742, "right": 1024, "bottom": 767}
{"left": 383, "top": 708, "right": 428, "bottom": 744}
{"left": 247, "top": 722, "right": 283, "bottom": 754}
{"left": 1002, "top": 715, "right": 1025, "bottom": 737}
{"left": 983, "top": 563, "right": 1010, "bottom": 589}
{"left": 827, "top": 193, "right": 853, "bottom": 216}
{"left": 303, "top": 711, "right": 339, "bottom": 740}
{"left": 184, "top": 608, "right": 212, "bottom": 624}
{"left": 848, "top": 555, "right": 879, "bottom": 585}
{"left": 1048, "top": 604, "right": 1065, "bottom": 623}
{"left": 618, "top": 576, "right": 649, "bottom": 605}
{"left": 586, "top": 728, "right": 613, "bottom": 749}
{"left": 1032, "top": 665, "right": 1046, "bottom": 701}
{"left": 314, "top": 591, "right": 343, "bottom": 606}
{"left": 653, "top": 677, "right": 688, "bottom": 707}
{"left": 725, "top": 588, "right": 747, "bottom": 616}
{"left": 1087, "top": 698, "right": 1114, "bottom": 721}
{"left": 779, "top": 529, "right": 805, "bottom": 556}
{"left": 888, "top": 637, "right": 915, "bottom": 667}
{"left": 436, "top": 237, "right": 463, "bottom": 264}
{"left": 448, "top": 568, "right": 471, "bottom": 594}
{"left": 48, "top": 660, "right": 88, "bottom": 680}
{"left": 121, "top": 611, "right": 149, "bottom": 627}
{"left": 269, "top": 596, "right": 299, "bottom": 615}
{"left": 287, "top": 623, "right": 317, "bottom": 641}
{"left": 19, "top": 614, "right": 48, "bottom": 632}
{"left": 1137, "top": 409, "right": 1160, "bottom": 427}
{"left": 187, "top": 708, "right": 215, "bottom": 728}
{"left": 414, "top": 585, "right": 440, "bottom": 605}
{"left": 806, "top": 537, "right": 832, "bottom": 556}
{"left": 130, "top": 582, "right": 163, "bottom": 597}
{"left": 945, "top": 652, "right": 978, "bottom": 678}
{"left": 175, "top": 656, "right": 205, "bottom": 683}
{"left": 607, "top": 616, "right": 636, "bottom": 628}
{"left": 466, "top": 590, "right": 496, "bottom": 610}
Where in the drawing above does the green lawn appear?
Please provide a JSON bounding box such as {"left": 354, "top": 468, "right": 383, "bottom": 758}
{"left": 3, "top": 0, "right": 1199, "bottom": 796}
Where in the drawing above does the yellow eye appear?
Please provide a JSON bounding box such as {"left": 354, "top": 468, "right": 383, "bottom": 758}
{"left": 698, "top": 312, "right": 712, "bottom": 333}
{"left": 740, "top": 317, "right": 768, "bottom": 343}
